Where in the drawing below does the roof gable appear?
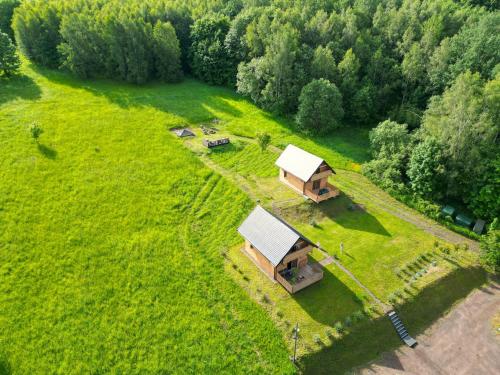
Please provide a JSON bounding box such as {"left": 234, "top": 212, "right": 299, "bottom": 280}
{"left": 275, "top": 144, "right": 326, "bottom": 181}
{"left": 237, "top": 205, "right": 314, "bottom": 266}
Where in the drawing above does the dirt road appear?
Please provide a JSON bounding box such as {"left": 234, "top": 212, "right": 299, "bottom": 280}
{"left": 358, "top": 282, "right": 500, "bottom": 374}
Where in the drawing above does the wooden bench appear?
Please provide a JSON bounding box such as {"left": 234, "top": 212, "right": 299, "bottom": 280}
{"left": 202, "top": 138, "right": 230, "bottom": 148}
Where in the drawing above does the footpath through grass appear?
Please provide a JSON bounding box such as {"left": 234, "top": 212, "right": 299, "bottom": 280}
{"left": 0, "top": 64, "right": 295, "bottom": 373}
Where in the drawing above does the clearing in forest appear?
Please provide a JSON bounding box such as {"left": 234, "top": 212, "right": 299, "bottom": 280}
{"left": 0, "top": 63, "right": 485, "bottom": 375}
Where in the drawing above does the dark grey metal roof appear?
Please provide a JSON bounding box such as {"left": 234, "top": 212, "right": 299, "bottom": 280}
{"left": 174, "top": 128, "right": 194, "bottom": 137}
{"left": 237, "top": 205, "right": 314, "bottom": 266}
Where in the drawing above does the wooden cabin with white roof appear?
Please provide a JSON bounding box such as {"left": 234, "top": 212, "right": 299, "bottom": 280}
{"left": 275, "top": 144, "right": 340, "bottom": 203}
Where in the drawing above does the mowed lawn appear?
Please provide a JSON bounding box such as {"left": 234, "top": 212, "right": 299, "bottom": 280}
{"left": 183, "top": 132, "right": 465, "bottom": 301}
{"left": 176, "top": 110, "right": 486, "bottom": 373}
{"left": 0, "top": 64, "right": 295, "bottom": 374}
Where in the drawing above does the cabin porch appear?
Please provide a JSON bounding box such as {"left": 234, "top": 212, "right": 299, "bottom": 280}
{"left": 305, "top": 182, "right": 340, "bottom": 203}
{"left": 276, "top": 262, "right": 324, "bottom": 293}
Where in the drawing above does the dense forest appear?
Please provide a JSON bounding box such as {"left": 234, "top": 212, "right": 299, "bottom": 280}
{"left": 2, "top": 0, "right": 499, "bottom": 226}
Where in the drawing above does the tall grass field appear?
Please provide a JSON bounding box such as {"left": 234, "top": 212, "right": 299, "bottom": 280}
{"left": 0, "top": 64, "right": 295, "bottom": 374}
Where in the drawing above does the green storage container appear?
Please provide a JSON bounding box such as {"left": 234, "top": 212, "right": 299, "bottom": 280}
{"left": 455, "top": 213, "right": 473, "bottom": 228}
{"left": 441, "top": 205, "right": 455, "bottom": 217}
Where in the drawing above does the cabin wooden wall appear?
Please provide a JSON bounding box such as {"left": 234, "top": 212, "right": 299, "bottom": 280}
{"left": 244, "top": 240, "right": 275, "bottom": 279}
{"left": 304, "top": 176, "right": 328, "bottom": 192}
{"left": 279, "top": 169, "right": 305, "bottom": 193}
{"left": 276, "top": 244, "right": 312, "bottom": 273}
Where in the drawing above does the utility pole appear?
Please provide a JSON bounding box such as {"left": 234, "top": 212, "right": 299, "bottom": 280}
{"left": 291, "top": 323, "right": 299, "bottom": 364}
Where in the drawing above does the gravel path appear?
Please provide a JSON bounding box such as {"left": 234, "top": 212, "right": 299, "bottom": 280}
{"left": 358, "top": 281, "right": 500, "bottom": 374}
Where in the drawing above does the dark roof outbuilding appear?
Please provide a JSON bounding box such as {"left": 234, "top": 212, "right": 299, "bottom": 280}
{"left": 174, "top": 128, "right": 195, "bottom": 137}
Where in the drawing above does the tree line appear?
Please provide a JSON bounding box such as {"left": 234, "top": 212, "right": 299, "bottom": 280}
{"left": 12, "top": 0, "right": 188, "bottom": 83}
{"left": 364, "top": 70, "right": 499, "bottom": 223}
{"left": 4, "top": 0, "right": 500, "bottom": 226}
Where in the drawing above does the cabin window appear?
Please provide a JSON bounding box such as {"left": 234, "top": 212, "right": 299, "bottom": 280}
{"left": 284, "top": 171, "right": 287, "bottom": 177}
{"left": 313, "top": 180, "right": 320, "bottom": 190}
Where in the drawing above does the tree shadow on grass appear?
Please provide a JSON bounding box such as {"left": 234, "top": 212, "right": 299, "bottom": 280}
{"left": 317, "top": 194, "right": 391, "bottom": 237}
{"left": 298, "top": 266, "right": 488, "bottom": 374}
{"left": 37, "top": 143, "right": 57, "bottom": 159}
{"left": 262, "top": 112, "right": 371, "bottom": 166}
{"left": 28, "top": 64, "right": 370, "bottom": 169}
{"left": 292, "top": 262, "right": 364, "bottom": 326}
{"left": 0, "top": 74, "right": 42, "bottom": 106}
{"left": 0, "top": 355, "right": 11, "bottom": 375}
{"left": 28, "top": 64, "right": 243, "bottom": 123}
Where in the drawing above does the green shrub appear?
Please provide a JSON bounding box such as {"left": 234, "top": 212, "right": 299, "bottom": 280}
{"left": 256, "top": 132, "right": 271, "bottom": 151}
{"left": 388, "top": 293, "right": 397, "bottom": 304}
{"left": 366, "top": 304, "right": 378, "bottom": 315}
{"left": 334, "top": 321, "right": 345, "bottom": 334}
{"left": 480, "top": 224, "right": 500, "bottom": 273}
{"left": 29, "top": 122, "right": 43, "bottom": 142}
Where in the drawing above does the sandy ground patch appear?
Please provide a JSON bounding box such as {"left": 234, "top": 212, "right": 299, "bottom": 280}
{"left": 359, "top": 281, "right": 500, "bottom": 374}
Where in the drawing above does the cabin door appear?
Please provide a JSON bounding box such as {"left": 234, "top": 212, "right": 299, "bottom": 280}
{"left": 313, "top": 180, "right": 320, "bottom": 190}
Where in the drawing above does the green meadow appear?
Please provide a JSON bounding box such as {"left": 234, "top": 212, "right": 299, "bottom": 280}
{"left": 0, "top": 64, "right": 295, "bottom": 374}
{"left": 0, "top": 62, "right": 485, "bottom": 374}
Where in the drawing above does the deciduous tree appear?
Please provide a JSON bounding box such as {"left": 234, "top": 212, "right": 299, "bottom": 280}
{"left": 296, "top": 79, "right": 343, "bottom": 134}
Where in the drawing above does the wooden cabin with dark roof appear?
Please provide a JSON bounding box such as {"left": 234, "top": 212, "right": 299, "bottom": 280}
{"left": 275, "top": 144, "right": 340, "bottom": 203}
{"left": 238, "top": 205, "right": 323, "bottom": 293}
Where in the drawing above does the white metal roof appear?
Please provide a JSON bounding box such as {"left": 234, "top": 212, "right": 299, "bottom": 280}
{"left": 275, "top": 144, "right": 325, "bottom": 182}
{"left": 237, "top": 205, "right": 314, "bottom": 266}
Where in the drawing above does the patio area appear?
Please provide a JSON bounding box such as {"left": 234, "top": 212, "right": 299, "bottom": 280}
{"left": 306, "top": 183, "right": 340, "bottom": 203}
{"left": 276, "top": 263, "right": 324, "bottom": 293}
